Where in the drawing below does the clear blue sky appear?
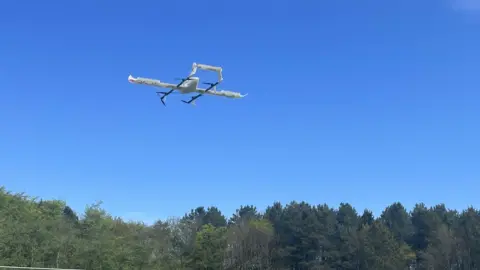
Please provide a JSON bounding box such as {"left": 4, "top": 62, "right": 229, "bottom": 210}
{"left": 1, "top": 0, "right": 479, "bottom": 223}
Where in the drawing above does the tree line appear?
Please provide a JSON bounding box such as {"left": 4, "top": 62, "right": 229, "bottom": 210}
{"left": 0, "top": 186, "right": 479, "bottom": 269}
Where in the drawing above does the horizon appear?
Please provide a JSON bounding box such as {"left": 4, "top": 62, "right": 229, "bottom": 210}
{"left": 0, "top": 185, "right": 476, "bottom": 226}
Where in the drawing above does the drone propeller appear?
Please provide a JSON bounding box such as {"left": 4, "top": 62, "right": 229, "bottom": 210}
{"left": 174, "top": 77, "right": 192, "bottom": 82}
{"left": 156, "top": 91, "right": 179, "bottom": 95}
{"left": 202, "top": 82, "right": 219, "bottom": 86}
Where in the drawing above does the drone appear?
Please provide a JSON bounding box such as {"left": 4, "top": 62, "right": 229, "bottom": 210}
{"left": 128, "top": 62, "right": 247, "bottom": 106}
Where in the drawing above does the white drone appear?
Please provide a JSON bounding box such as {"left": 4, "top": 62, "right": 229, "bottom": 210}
{"left": 128, "top": 63, "right": 247, "bottom": 106}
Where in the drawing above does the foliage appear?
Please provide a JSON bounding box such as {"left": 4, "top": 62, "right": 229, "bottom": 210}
{"left": 0, "top": 187, "right": 479, "bottom": 269}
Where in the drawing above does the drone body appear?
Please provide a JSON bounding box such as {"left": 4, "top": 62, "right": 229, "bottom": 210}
{"left": 128, "top": 63, "right": 247, "bottom": 106}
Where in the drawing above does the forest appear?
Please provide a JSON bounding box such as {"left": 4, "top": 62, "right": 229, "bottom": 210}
{"left": 0, "top": 186, "right": 479, "bottom": 270}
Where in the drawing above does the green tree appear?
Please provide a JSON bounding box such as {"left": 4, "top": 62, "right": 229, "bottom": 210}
{"left": 380, "top": 202, "right": 413, "bottom": 244}
{"left": 329, "top": 203, "right": 360, "bottom": 270}
{"left": 225, "top": 213, "right": 274, "bottom": 269}
{"left": 188, "top": 224, "right": 227, "bottom": 269}
{"left": 358, "top": 221, "right": 414, "bottom": 269}
{"left": 2, "top": 185, "right": 480, "bottom": 270}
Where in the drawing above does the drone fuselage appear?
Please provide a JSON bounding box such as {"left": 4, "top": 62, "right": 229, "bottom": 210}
{"left": 177, "top": 77, "right": 199, "bottom": 93}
